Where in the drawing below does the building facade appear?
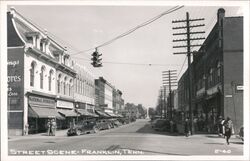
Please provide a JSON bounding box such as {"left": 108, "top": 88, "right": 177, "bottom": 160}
{"left": 177, "top": 8, "right": 243, "bottom": 133}
{"left": 73, "top": 62, "right": 96, "bottom": 119}
{"left": 7, "top": 8, "right": 77, "bottom": 135}
{"left": 95, "top": 77, "right": 114, "bottom": 114}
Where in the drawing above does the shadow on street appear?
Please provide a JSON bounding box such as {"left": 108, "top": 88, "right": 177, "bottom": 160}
{"left": 135, "top": 123, "right": 180, "bottom": 136}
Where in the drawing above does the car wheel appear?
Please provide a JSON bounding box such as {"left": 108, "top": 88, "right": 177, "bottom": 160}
{"left": 76, "top": 130, "right": 81, "bottom": 136}
{"left": 93, "top": 127, "right": 99, "bottom": 133}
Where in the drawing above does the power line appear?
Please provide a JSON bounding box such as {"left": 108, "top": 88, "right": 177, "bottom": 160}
{"left": 73, "top": 57, "right": 183, "bottom": 67}
{"left": 71, "top": 5, "right": 184, "bottom": 56}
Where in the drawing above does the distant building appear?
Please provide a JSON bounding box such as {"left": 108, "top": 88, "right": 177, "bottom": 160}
{"left": 73, "top": 62, "right": 96, "bottom": 119}
{"left": 95, "top": 77, "right": 114, "bottom": 114}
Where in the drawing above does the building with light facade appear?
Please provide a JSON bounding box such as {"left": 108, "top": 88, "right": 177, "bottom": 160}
{"left": 73, "top": 62, "right": 97, "bottom": 118}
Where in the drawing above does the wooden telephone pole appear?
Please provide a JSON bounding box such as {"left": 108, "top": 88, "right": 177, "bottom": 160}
{"left": 172, "top": 12, "right": 205, "bottom": 135}
{"left": 162, "top": 70, "right": 177, "bottom": 120}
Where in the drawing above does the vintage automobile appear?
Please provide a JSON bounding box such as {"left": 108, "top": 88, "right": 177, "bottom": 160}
{"left": 151, "top": 119, "right": 170, "bottom": 131}
{"left": 117, "top": 117, "right": 130, "bottom": 124}
{"left": 67, "top": 120, "right": 99, "bottom": 136}
{"left": 96, "top": 119, "right": 112, "bottom": 130}
{"left": 109, "top": 119, "right": 122, "bottom": 127}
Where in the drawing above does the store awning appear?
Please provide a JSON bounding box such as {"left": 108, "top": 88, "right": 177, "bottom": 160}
{"left": 106, "top": 113, "right": 118, "bottom": 117}
{"left": 57, "top": 109, "right": 78, "bottom": 117}
{"left": 117, "top": 114, "right": 124, "bottom": 118}
{"left": 95, "top": 110, "right": 110, "bottom": 118}
{"left": 77, "top": 109, "right": 99, "bottom": 118}
{"left": 28, "top": 105, "right": 64, "bottom": 120}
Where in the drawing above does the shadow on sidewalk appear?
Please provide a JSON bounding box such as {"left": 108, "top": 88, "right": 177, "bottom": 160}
{"left": 136, "top": 124, "right": 181, "bottom": 136}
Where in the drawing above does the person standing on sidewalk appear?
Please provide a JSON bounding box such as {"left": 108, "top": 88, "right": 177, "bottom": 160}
{"left": 47, "top": 119, "right": 52, "bottom": 136}
{"left": 51, "top": 119, "right": 57, "bottom": 136}
{"left": 184, "top": 117, "right": 191, "bottom": 137}
{"left": 223, "top": 117, "right": 234, "bottom": 145}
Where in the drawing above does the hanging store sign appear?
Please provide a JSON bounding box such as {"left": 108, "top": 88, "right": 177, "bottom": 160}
{"left": 57, "top": 100, "right": 74, "bottom": 109}
{"left": 29, "top": 95, "right": 55, "bottom": 108}
{"left": 236, "top": 85, "right": 243, "bottom": 91}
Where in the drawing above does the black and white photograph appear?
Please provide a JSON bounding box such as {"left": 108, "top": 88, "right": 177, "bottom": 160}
{"left": 0, "top": 0, "right": 249, "bottom": 161}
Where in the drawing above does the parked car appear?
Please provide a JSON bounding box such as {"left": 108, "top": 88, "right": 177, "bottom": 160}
{"left": 109, "top": 119, "right": 122, "bottom": 127}
{"left": 151, "top": 119, "right": 170, "bottom": 131}
{"left": 117, "top": 118, "right": 130, "bottom": 125}
{"left": 67, "top": 120, "right": 99, "bottom": 136}
{"left": 239, "top": 126, "right": 244, "bottom": 141}
{"left": 96, "top": 119, "right": 111, "bottom": 130}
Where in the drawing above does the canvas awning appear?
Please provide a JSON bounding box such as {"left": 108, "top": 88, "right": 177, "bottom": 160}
{"left": 57, "top": 109, "right": 78, "bottom": 117}
{"left": 106, "top": 113, "right": 118, "bottom": 117}
{"left": 95, "top": 110, "right": 110, "bottom": 118}
{"left": 28, "top": 105, "right": 64, "bottom": 120}
{"left": 77, "top": 109, "right": 99, "bottom": 118}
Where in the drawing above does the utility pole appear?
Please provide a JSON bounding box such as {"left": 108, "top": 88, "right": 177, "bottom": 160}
{"left": 162, "top": 70, "right": 177, "bottom": 120}
{"left": 172, "top": 12, "right": 205, "bottom": 135}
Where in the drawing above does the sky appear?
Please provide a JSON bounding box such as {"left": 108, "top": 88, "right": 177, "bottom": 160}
{"left": 7, "top": 4, "right": 243, "bottom": 108}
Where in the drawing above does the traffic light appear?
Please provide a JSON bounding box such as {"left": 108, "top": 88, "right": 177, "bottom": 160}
{"left": 91, "top": 48, "right": 102, "bottom": 67}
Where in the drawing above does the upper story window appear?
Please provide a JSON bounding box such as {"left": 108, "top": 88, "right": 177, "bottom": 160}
{"left": 64, "top": 77, "right": 67, "bottom": 95}
{"left": 57, "top": 74, "right": 62, "bottom": 93}
{"left": 48, "top": 69, "right": 53, "bottom": 91}
{"left": 69, "top": 79, "right": 73, "bottom": 96}
{"left": 40, "top": 66, "right": 46, "bottom": 89}
{"left": 30, "top": 61, "right": 36, "bottom": 87}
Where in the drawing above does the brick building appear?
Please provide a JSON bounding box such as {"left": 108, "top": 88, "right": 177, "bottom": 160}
{"left": 177, "top": 8, "right": 243, "bottom": 133}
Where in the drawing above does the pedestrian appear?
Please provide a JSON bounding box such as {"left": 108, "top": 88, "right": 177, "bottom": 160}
{"left": 47, "top": 119, "right": 52, "bottom": 136}
{"left": 223, "top": 117, "right": 234, "bottom": 145}
{"left": 24, "top": 123, "right": 29, "bottom": 135}
{"left": 217, "top": 116, "right": 224, "bottom": 137}
{"left": 51, "top": 119, "right": 57, "bottom": 136}
{"left": 184, "top": 117, "right": 190, "bottom": 137}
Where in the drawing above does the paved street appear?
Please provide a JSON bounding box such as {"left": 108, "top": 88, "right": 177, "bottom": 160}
{"left": 8, "top": 119, "right": 243, "bottom": 156}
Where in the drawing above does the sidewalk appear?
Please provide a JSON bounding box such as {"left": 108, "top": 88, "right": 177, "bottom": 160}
{"left": 8, "top": 129, "right": 69, "bottom": 141}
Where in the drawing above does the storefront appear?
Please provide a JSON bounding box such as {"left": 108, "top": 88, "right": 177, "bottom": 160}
{"left": 75, "top": 102, "right": 99, "bottom": 122}
{"left": 28, "top": 94, "right": 62, "bottom": 134}
{"left": 56, "top": 99, "right": 76, "bottom": 129}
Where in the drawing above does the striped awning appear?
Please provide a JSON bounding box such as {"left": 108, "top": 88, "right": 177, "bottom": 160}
{"left": 95, "top": 110, "right": 110, "bottom": 118}
{"left": 77, "top": 109, "right": 99, "bottom": 118}
{"left": 28, "top": 105, "right": 64, "bottom": 120}
{"left": 57, "top": 109, "right": 78, "bottom": 117}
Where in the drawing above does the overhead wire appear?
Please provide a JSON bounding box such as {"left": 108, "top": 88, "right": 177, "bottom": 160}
{"left": 71, "top": 5, "right": 184, "bottom": 56}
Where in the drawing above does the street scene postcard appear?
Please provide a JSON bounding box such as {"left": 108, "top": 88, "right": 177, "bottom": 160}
{"left": 0, "top": 0, "right": 249, "bottom": 161}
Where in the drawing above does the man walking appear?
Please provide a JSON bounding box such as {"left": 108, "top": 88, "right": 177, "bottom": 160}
{"left": 223, "top": 117, "right": 234, "bottom": 145}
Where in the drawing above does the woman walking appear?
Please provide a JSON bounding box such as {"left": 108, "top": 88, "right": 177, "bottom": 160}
{"left": 223, "top": 117, "right": 234, "bottom": 145}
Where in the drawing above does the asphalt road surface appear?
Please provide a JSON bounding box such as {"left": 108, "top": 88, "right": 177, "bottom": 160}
{"left": 8, "top": 119, "right": 243, "bottom": 156}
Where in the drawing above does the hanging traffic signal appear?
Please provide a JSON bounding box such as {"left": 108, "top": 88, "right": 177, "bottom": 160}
{"left": 91, "top": 48, "right": 102, "bottom": 67}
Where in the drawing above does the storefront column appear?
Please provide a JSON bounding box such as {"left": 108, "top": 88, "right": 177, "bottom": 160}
{"left": 23, "top": 95, "right": 28, "bottom": 135}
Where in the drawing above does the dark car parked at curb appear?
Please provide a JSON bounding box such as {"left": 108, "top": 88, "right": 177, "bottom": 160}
{"left": 151, "top": 119, "right": 170, "bottom": 131}
{"left": 117, "top": 118, "right": 129, "bottom": 125}
{"left": 67, "top": 120, "right": 99, "bottom": 136}
{"left": 96, "top": 119, "right": 112, "bottom": 130}
{"left": 109, "top": 119, "right": 122, "bottom": 127}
